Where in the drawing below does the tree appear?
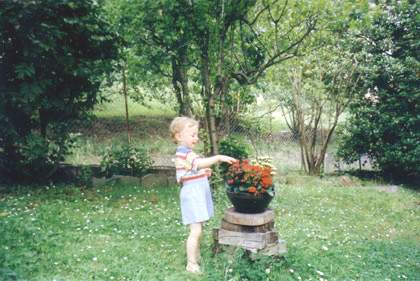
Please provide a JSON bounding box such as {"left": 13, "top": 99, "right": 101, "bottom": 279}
{"left": 184, "top": 0, "right": 317, "bottom": 154}
{"left": 263, "top": 0, "right": 369, "bottom": 175}
{"left": 337, "top": 1, "right": 420, "bottom": 181}
{"left": 0, "top": 0, "right": 119, "bottom": 182}
{"left": 104, "top": 0, "right": 196, "bottom": 117}
{"left": 106, "top": 0, "right": 316, "bottom": 155}
{"left": 103, "top": 1, "right": 147, "bottom": 143}
{"left": 268, "top": 47, "right": 359, "bottom": 175}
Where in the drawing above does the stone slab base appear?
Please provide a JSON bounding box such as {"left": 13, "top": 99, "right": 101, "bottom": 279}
{"left": 223, "top": 207, "right": 275, "bottom": 226}
{"left": 213, "top": 228, "right": 287, "bottom": 257}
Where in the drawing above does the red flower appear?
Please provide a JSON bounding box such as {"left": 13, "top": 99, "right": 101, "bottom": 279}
{"left": 247, "top": 186, "right": 257, "bottom": 193}
{"left": 224, "top": 160, "right": 275, "bottom": 194}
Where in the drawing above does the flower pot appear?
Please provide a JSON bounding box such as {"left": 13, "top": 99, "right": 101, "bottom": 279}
{"left": 226, "top": 190, "right": 274, "bottom": 213}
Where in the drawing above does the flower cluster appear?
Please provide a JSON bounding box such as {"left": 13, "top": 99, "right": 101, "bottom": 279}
{"left": 224, "top": 159, "right": 275, "bottom": 196}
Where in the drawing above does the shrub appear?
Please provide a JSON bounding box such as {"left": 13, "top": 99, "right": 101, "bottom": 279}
{"left": 337, "top": 2, "right": 419, "bottom": 181}
{"left": 219, "top": 136, "right": 250, "bottom": 174}
{"left": 75, "top": 166, "right": 94, "bottom": 188}
{"left": 18, "top": 133, "right": 64, "bottom": 177}
{"left": 100, "top": 145, "right": 153, "bottom": 177}
{"left": 0, "top": 132, "right": 67, "bottom": 183}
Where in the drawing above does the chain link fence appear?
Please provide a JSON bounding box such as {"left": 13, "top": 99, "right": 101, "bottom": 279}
{"left": 217, "top": 111, "right": 372, "bottom": 174}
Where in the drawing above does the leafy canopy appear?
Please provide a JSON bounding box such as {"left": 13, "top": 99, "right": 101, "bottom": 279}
{"left": 0, "top": 0, "right": 119, "bottom": 182}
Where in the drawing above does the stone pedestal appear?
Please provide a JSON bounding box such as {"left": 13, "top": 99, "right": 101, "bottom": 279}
{"left": 213, "top": 207, "right": 287, "bottom": 257}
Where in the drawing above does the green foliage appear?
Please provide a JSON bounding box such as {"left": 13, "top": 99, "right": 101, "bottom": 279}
{"left": 75, "top": 166, "right": 94, "bottom": 188}
{"left": 100, "top": 145, "right": 153, "bottom": 177}
{"left": 219, "top": 136, "right": 250, "bottom": 160}
{"left": 102, "top": 0, "right": 193, "bottom": 112}
{"left": 0, "top": 0, "right": 119, "bottom": 182}
{"left": 219, "top": 136, "right": 250, "bottom": 174}
{"left": 104, "top": 0, "right": 317, "bottom": 149}
{"left": 237, "top": 115, "right": 272, "bottom": 137}
{"left": 16, "top": 132, "right": 63, "bottom": 179}
{"left": 261, "top": 0, "right": 368, "bottom": 175}
{"left": 337, "top": 1, "right": 420, "bottom": 181}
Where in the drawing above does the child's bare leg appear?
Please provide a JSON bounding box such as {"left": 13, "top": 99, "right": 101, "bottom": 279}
{"left": 186, "top": 223, "right": 202, "bottom": 273}
{"left": 196, "top": 243, "right": 201, "bottom": 264}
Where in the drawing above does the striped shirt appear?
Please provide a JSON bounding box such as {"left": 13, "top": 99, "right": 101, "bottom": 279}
{"left": 175, "top": 146, "right": 209, "bottom": 185}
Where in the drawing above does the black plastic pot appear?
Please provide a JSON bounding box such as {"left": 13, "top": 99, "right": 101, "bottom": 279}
{"left": 226, "top": 190, "right": 273, "bottom": 213}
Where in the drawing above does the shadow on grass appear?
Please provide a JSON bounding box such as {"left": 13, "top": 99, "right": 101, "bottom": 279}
{"left": 342, "top": 169, "right": 420, "bottom": 190}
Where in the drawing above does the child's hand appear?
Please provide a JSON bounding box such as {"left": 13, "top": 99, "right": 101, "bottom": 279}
{"left": 218, "top": 155, "right": 237, "bottom": 164}
{"left": 202, "top": 168, "right": 212, "bottom": 177}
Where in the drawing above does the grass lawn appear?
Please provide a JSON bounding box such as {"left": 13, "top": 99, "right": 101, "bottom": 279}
{"left": 94, "top": 93, "right": 176, "bottom": 119}
{"left": 1, "top": 175, "right": 419, "bottom": 281}
{"left": 13, "top": 95, "right": 416, "bottom": 280}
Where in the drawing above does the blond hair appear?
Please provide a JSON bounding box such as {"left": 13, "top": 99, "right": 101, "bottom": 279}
{"left": 169, "top": 116, "right": 199, "bottom": 143}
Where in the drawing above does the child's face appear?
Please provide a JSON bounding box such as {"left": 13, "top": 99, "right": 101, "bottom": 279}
{"left": 176, "top": 125, "right": 199, "bottom": 149}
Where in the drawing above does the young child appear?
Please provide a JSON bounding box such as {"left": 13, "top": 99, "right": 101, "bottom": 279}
{"left": 170, "top": 116, "right": 236, "bottom": 274}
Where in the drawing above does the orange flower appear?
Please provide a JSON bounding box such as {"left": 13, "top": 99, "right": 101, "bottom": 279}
{"left": 247, "top": 186, "right": 257, "bottom": 193}
{"left": 261, "top": 177, "right": 273, "bottom": 187}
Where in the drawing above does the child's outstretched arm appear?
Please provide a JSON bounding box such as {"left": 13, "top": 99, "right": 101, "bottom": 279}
{"left": 196, "top": 155, "right": 236, "bottom": 169}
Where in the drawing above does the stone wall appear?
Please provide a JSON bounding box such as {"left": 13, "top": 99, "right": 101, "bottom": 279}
{"left": 55, "top": 163, "right": 176, "bottom": 187}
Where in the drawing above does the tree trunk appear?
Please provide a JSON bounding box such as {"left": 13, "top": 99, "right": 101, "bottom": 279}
{"left": 217, "top": 78, "right": 231, "bottom": 136}
{"left": 171, "top": 51, "right": 193, "bottom": 117}
{"left": 122, "top": 63, "right": 131, "bottom": 144}
{"left": 314, "top": 105, "right": 340, "bottom": 173}
{"left": 207, "top": 96, "right": 218, "bottom": 155}
{"left": 171, "top": 59, "right": 185, "bottom": 115}
{"left": 200, "top": 45, "right": 218, "bottom": 155}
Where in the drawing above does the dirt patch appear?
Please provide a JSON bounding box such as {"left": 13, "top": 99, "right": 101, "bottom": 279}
{"left": 371, "top": 185, "right": 399, "bottom": 193}
{"left": 339, "top": 176, "right": 358, "bottom": 187}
